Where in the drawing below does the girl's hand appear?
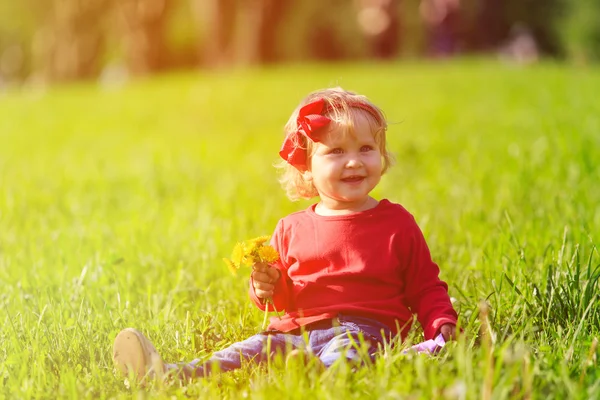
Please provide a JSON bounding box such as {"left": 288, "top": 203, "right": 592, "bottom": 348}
{"left": 440, "top": 323, "right": 457, "bottom": 341}
{"left": 251, "top": 262, "right": 281, "bottom": 299}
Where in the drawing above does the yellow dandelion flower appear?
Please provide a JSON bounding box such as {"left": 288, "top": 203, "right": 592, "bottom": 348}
{"left": 223, "top": 258, "right": 238, "bottom": 275}
{"left": 231, "top": 242, "right": 245, "bottom": 267}
{"left": 250, "top": 235, "right": 271, "bottom": 246}
{"left": 241, "top": 254, "right": 254, "bottom": 267}
{"left": 258, "top": 245, "right": 280, "bottom": 263}
{"left": 244, "top": 240, "right": 258, "bottom": 255}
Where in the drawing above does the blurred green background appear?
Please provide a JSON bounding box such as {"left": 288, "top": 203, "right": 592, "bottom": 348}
{"left": 1, "top": 0, "right": 599, "bottom": 86}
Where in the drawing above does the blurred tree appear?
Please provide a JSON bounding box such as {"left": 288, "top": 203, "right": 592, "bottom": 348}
{"left": 193, "top": 0, "right": 236, "bottom": 67}
{"left": 0, "top": 39, "right": 25, "bottom": 84}
{"left": 303, "top": 0, "right": 365, "bottom": 61}
{"left": 355, "top": 0, "right": 401, "bottom": 59}
{"left": 473, "top": 0, "right": 507, "bottom": 50}
{"left": 400, "top": 0, "right": 427, "bottom": 57}
{"left": 5, "top": 0, "right": 600, "bottom": 86}
{"left": 504, "top": 0, "right": 565, "bottom": 57}
{"left": 420, "top": 0, "right": 461, "bottom": 56}
{"left": 114, "top": 0, "right": 172, "bottom": 75}
{"left": 470, "top": 0, "right": 565, "bottom": 57}
{"left": 162, "top": 0, "right": 200, "bottom": 69}
{"left": 32, "top": 0, "right": 107, "bottom": 82}
{"left": 560, "top": 0, "right": 600, "bottom": 63}
{"left": 194, "top": 0, "right": 287, "bottom": 67}
{"left": 237, "top": 0, "right": 288, "bottom": 64}
{"left": 0, "top": 2, "right": 40, "bottom": 82}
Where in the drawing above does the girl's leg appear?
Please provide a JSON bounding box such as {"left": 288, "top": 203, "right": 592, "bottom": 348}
{"left": 177, "top": 331, "right": 303, "bottom": 378}
{"left": 113, "top": 328, "right": 304, "bottom": 381}
{"left": 308, "top": 315, "right": 392, "bottom": 368}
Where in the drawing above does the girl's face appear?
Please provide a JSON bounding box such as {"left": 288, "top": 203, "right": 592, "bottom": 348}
{"left": 304, "top": 112, "right": 382, "bottom": 214}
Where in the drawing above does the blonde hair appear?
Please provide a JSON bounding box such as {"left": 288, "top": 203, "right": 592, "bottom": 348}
{"left": 276, "top": 87, "right": 393, "bottom": 201}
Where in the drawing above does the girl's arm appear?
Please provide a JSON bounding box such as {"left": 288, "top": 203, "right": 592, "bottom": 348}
{"left": 402, "top": 218, "right": 458, "bottom": 339}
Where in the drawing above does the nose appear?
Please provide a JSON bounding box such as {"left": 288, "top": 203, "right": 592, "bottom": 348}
{"left": 345, "top": 156, "right": 362, "bottom": 168}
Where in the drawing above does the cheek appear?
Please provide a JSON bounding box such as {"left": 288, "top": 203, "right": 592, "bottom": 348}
{"left": 315, "top": 158, "right": 336, "bottom": 172}
{"left": 366, "top": 155, "right": 382, "bottom": 169}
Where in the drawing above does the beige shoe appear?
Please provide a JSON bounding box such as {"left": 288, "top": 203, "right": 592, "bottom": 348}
{"left": 113, "top": 328, "right": 165, "bottom": 382}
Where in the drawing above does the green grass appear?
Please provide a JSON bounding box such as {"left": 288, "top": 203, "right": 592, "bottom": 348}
{"left": 0, "top": 60, "right": 599, "bottom": 399}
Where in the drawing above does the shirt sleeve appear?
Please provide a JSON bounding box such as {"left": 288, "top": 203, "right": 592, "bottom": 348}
{"left": 248, "top": 219, "right": 291, "bottom": 312}
{"left": 402, "top": 218, "right": 458, "bottom": 339}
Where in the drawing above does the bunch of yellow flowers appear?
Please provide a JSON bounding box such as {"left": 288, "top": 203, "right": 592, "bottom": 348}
{"left": 223, "top": 235, "right": 281, "bottom": 328}
{"left": 223, "top": 235, "right": 280, "bottom": 275}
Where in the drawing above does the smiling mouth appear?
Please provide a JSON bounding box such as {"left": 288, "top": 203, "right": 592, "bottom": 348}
{"left": 341, "top": 176, "right": 365, "bottom": 183}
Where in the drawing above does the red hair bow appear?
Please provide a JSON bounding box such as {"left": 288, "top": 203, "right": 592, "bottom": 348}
{"left": 279, "top": 98, "right": 331, "bottom": 171}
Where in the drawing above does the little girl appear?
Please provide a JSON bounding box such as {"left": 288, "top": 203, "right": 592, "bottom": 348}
{"left": 113, "top": 87, "right": 458, "bottom": 381}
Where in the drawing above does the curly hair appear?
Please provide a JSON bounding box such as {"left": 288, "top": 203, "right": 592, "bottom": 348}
{"left": 276, "top": 87, "right": 393, "bottom": 201}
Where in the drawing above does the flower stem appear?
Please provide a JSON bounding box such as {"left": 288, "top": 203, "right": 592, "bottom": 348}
{"left": 270, "top": 300, "right": 282, "bottom": 320}
{"left": 262, "top": 301, "right": 269, "bottom": 330}
{"left": 261, "top": 298, "right": 283, "bottom": 330}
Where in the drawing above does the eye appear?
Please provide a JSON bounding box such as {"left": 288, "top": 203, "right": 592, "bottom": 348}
{"left": 360, "top": 145, "right": 374, "bottom": 152}
{"left": 330, "top": 148, "right": 344, "bottom": 155}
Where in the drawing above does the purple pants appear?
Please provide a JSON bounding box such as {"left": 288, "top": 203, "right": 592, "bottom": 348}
{"left": 168, "top": 314, "right": 392, "bottom": 378}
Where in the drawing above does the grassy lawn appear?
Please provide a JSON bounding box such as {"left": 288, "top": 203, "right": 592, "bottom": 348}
{"left": 0, "top": 60, "right": 598, "bottom": 399}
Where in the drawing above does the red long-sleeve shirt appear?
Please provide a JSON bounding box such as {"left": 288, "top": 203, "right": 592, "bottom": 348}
{"left": 249, "top": 199, "right": 457, "bottom": 339}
